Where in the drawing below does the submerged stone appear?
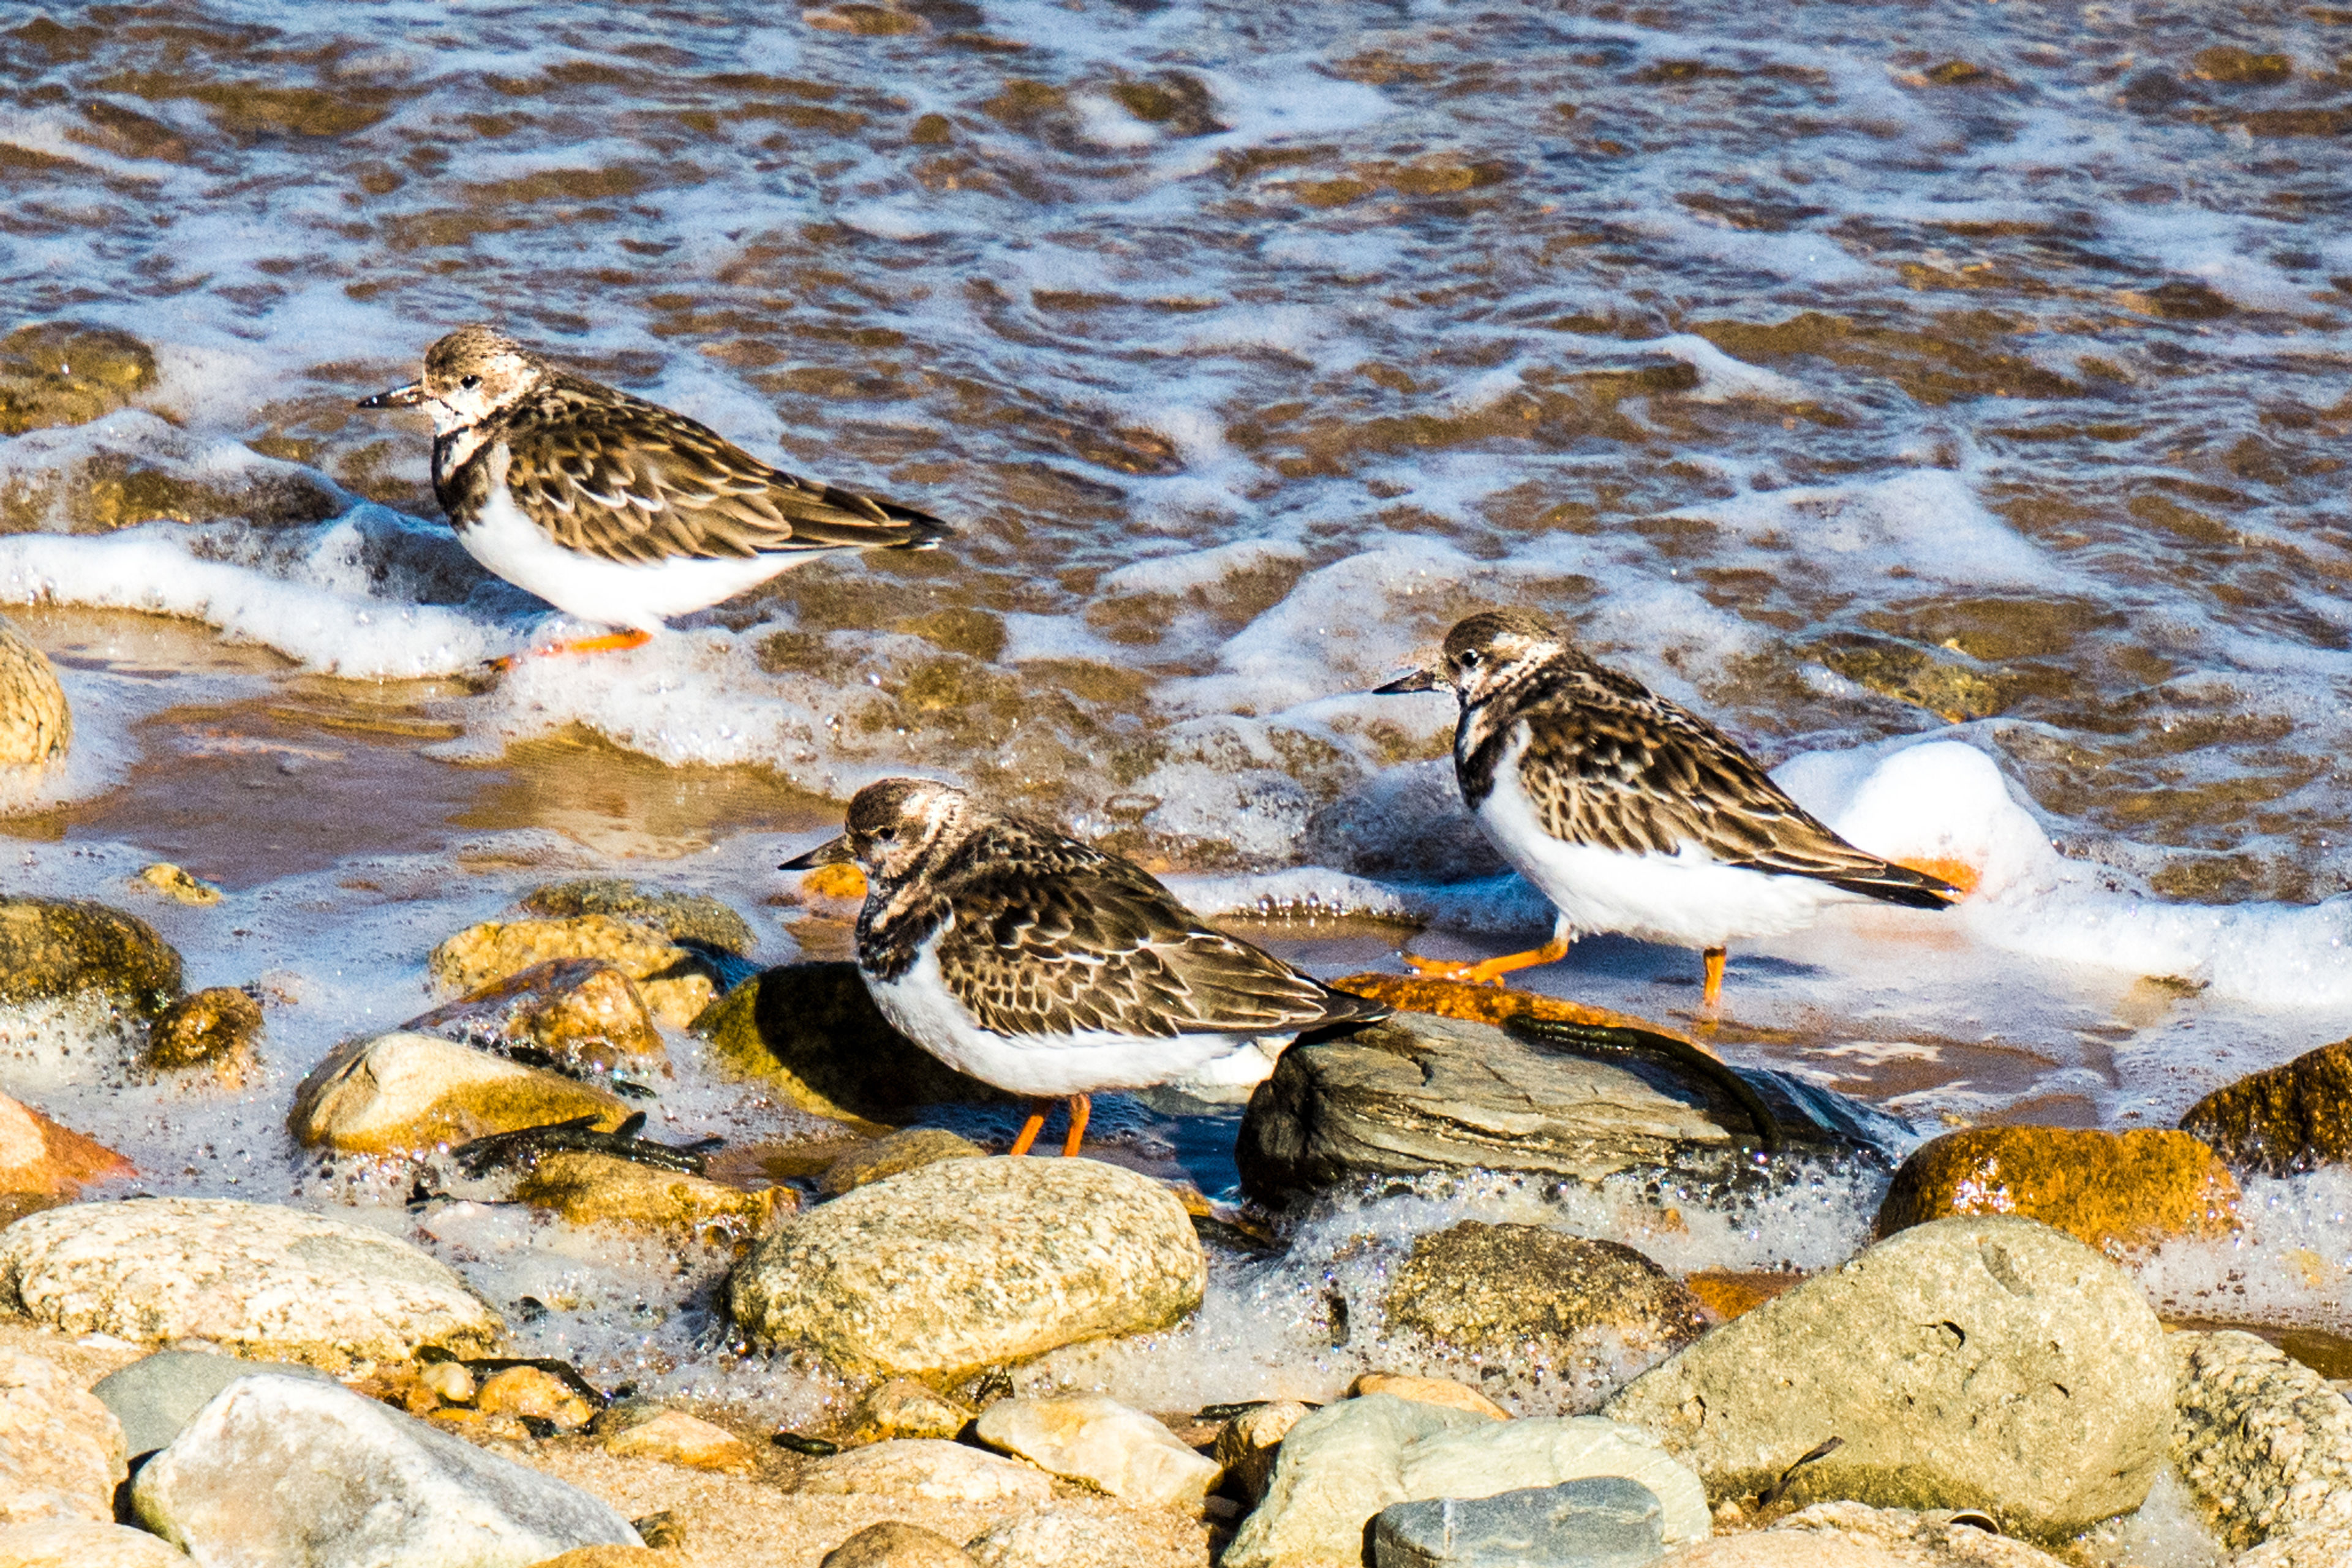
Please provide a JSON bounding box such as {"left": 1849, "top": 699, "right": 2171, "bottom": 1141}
{"left": 1605, "top": 1216, "right": 2170, "bottom": 1539}
{"left": 2179, "top": 1037, "right": 2352, "bottom": 1175}
{"left": 288, "top": 1031, "right": 632, "bottom": 1155}
{"left": 429, "top": 914, "right": 715, "bottom": 1027}
{"left": 695, "top": 963, "right": 1010, "bottom": 1127}
{"left": 730, "top": 1156, "right": 1203, "bottom": 1379}
{"left": 1877, "top": 1126, "right": 2239, "bottom": 1254}
{"left": 1384, "top": 1223, "right": 1707, "bottom": 1371}
{"left": 0, "top": 323, "right": 155, "bottom": 437}
{"left": 0, "top": 898, "right": 181, "bottom": 1018}
{"left": 0, "top": 1197, "right": 502, "bottom": 1371}
{"left": 0, "top": 622, "right": 69, "bottom": 767}
{"left": 133, "top": 1374, "right": 640, "bottom": 1566}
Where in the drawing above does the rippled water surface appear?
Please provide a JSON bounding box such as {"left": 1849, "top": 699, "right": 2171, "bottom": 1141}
{"left": 0, "top": 0, "right": 2349, "bottom": 1468}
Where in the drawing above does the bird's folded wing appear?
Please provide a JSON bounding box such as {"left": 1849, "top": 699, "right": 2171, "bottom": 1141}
{"left": 933, "top": 867, "right": 1374, "bottom": 1041}
{"left": 502, "top": 394, "right": 949, "bottom": 565}
{"left": 1521, "top": 691, "right": 1937, "bottom": 889}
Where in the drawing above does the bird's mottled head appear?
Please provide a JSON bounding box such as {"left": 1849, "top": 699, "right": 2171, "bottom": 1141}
{"left": 834, "top": 777, "right": 977, "bottom": 883}
{"left": 1376, "top": 610, "right": 1572, "bottom": 706}
{"left": 358, "top": 323, "right": 546, "bottom": 434}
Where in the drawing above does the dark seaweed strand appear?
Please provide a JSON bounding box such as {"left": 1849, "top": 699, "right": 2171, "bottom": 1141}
{"left": 1503, "top": 1015, "right": 1784, "bottom": 1153}
{"left": 451, "top": 1115, "right": 714, "bottom": 1177}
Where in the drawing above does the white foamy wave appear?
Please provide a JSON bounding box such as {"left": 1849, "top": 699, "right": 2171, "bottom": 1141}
{"left": 1670, "top": 468, "right": 2060, "bottom": 589}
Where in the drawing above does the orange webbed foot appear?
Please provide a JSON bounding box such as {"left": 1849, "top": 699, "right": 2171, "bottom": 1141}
{"left": 488, "top": 628, "right": 654, "bottom": 672}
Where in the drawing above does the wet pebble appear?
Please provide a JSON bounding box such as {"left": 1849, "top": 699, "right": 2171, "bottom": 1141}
{"left": 513, "top": 1149, "right": 788, "bottom": 1240}
{"left": 2179, "top": 1034, "right": 2352, "bottom": 1175}
{"left": 287, "top": 1031, "right": 631, "bottom": 1156}
{"left": 1878, "top": 1126, "right": 2239, "bottom": 1253}
{"left": 430, "top": 914, "right": 716, "bottom": 1027}
{"left": 134, "top": 864, "right": 218, "bottom": 907}
{"left": 0, "top": 898, "right": 181, "bottom": 1019}
{"left": 476, "top": 1365, "right": 594, "bottom": 1431}
{"left": 520, "top": 877, "right": 758, "bottom": 955}
{"left": 401, "top": 957, "right": 666, "bottom": 1077}
{"left": 142, "top": 987, "right": 262, "bottom": 1083}
{"left": 0, "top": 622, "right": 69, "bottom": 768}
{"left": 976, "top": 1392, "right": 1223, "bottom": 1509}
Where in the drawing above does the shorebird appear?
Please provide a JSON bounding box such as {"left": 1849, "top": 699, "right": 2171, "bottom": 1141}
{"left": 1376, "top": 610, "right": 1959, "bottom": 1008}
{"left": 782, "top": 778, "right": 1389, "bottom": 1155}
{"left": 358, "top": 325, "right": 948, "bottom": 662}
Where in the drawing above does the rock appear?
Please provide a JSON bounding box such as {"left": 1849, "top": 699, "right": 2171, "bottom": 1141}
{"left": 2180, "top": 1037, "right": 2352, "bottom": 1175}
{"left": 0, "top": 1197, "right": 502, "bottom": 1371}
{"left": 514, "top": 1150, "right": 788, "bottom": 1240}
{"left": 1662, "top": 1500, "right": 2074, "bottom": 1566}
{"left": 402, "top": 959, "right": 666, "bottom": 1079}
{"left": 695, "top": 964, "right": 1010, "bottom": 1126}
{"left": 1371, "top": 1475, "right": 1664, "bottom": 1568}
{"left": 142, "top": 988, "right": 262, "bottom": 1082}
{"left": 477, "top": 1365, "right": 594, "bottom": 1430}
{"left": 91, "top": 1349, "right": 334, "bottom": 1458}
{"left": 135, "top": 864, "right": 218, "bottom": 907}
{"left": 0, "top": 323, "right": 155, "bottom": 437}
{"left": 1604, "top": 1216, "right": 2171, "bottom": 1539}
{"left": 1227, "top": 1398, "right": 1707, "bottom": 1568}
{"left": 420, "top": 1360, "right": 473, "bottom": 1404}
{"left": 822, "top": 1521, "right": 978, "bottom": 1568}
{"left": 0, "top": 1350, "right": 127, "bottom": 1526}
{"left": 287, "top": 1031, "right": 632, "bottom": 1155}
{"left": 730, "top": 1156, "right": 1204, "bottom": 1379}
{"left": 2169, "top": 1329, "right": 2352, "bottom": 1551}
{"left": 133, "top": 1374, "right": 641, "bottom": 1565}
{"left": 794, "top": 1439, "right": 1053, "bottom": 1503}
{"left": 962, "top": 1506, "right": 1163, "bottom": 1568}
{"left": 430, "top": 915, "right": 716, "bottom": 1028}
{"left": 599, "top": 1408, "right": 753, "bottom": 1472}
{"left": 1216, "top": 1401, "right": 1312, "bottom": 1502}
{"left": 0, "top": 1520, "right": 191, "bottom": 1567}
{"left": 851, "top": 1377, "right": 973, "bottom": 1441}
{"left": 525, "top": 1551, "right": 667, "bottom": 1568}
{"left": 2237, "top": 1521, "right": 2352, "bottom": 1568}
{"left": 1351, "top": 1373, "right": 1510, "bottom": 1422}
{"left": 521, "top": 879, "right": 757, "bottom": 956}
{"left": 1383, "top": 1223, "right": 1706, "bottom": 1378}
{"left": 822, "top": 1128, "right": 988, "bottom": 1195}
{"left": 1877, "top": 1127, "right": 2239, "bottom": 1255}
{"left": 0, "top": 1091, "right": 130, "bottom": 1196}
{"left": 1681, "top": 1272, "right": 1804, "bottom": 1324}
{"left": 0, "top": 899, "right": 181, "bottom": 1018}
{"left": 0, "top": 624, "right": 69, "bottom": 767}
{"left": 1237, "top": 1004, "right": 1900, "bottom": 1204}
{"left": 976, "top": 1392, "right": 1223, "bottom": 1509}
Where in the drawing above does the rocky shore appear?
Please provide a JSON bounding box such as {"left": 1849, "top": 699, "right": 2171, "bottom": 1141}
{"left": 0, "top": 876, "right": 2343, "bottom": 1567}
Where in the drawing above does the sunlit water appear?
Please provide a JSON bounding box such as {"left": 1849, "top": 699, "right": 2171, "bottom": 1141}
{"left": 0, "top": 2, "right": 2346, "bottom": 1542}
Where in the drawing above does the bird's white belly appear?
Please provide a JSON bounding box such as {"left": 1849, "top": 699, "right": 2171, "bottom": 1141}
{"left": 459, "top": 480, "right": 829, "bottom": 631}
{"left": 863, "top": 943, "right": 1281, "bottom": 1098}
{"left": 1475, "top": 730, "right": 1858, "bottom": 951}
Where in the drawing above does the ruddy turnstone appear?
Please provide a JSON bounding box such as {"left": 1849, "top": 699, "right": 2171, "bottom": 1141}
{"left": 1376, "top": 610, "right": 1958, "bottom": 1008}
{"left": 358, "top": 325, "right": 949, "bottom": 660}
{"left": 782, "top": 777, "right": 1389, "bottom": 1156}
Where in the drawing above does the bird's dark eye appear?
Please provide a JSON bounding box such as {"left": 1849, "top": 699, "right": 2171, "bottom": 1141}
{"left": 1458, "top": 650, "right": 1482, "bottom": 669}
{"left": 872, "top": 826, "right": 897, "bottom": 843}
{"left": 459, "top": 375, "right": 481, "bottom": 390}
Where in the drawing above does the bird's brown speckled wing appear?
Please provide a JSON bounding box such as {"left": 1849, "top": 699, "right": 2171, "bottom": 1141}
{"left": 929, "top": 851, "right": 1388, "bottom": 1041}
{"left": 1512, "top": 673, "right": 1957, "bottom": 907}
{"left": 494, "top": 377, "right": 948, "bottom": 565}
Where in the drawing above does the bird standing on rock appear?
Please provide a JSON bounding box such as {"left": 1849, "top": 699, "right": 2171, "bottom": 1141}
{"left": 1376, "top": 610, "right": 1959, "bottom": 1008}
{"left": 782, "top": 778, "right": 1390, "bottom": 1156}
{"left": 358, "top": 324, "right": 949, "bottom": 663}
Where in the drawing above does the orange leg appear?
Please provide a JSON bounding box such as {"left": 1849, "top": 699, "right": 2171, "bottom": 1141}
{"left": 1402, "top": 933, "right": 1572, "bottom": 988}
{"left": 1006, "top": 1102, "right": 1049, "bottom": 1157}
{"left": 489, "top": 628, "right": 654, "bottom": 671}
{"left": 1061, "top": 1093, "right": 1091, "bottom": 1158}
{"left": 1702, "top": 947, "right": 1727, "bottom": 1011}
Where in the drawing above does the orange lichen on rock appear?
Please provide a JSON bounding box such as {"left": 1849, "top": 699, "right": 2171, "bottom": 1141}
{"left": 1877, "top": 1126, "right": 2239, "bottom": 1256}
{"left": 1330, "top": 971, "right": 1694, "bottom": 1042}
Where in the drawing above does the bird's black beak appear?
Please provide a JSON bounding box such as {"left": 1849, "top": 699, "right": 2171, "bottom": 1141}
{"left": 779, "top": 834, "right": 856, "bottom": 871}
{"left": 1371, "top": 668, "right": 1443, "bottom": 695}
{"left": 357, "top": 380, "right": 425, "bottom": 410}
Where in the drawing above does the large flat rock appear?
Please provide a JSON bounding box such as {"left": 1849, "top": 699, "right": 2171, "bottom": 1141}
{"left": 1237, "top": 1009, "right": 1897, "bottom": 1203}
{"left": 0, "top": 1198, "right": 502, "bottom": 1371}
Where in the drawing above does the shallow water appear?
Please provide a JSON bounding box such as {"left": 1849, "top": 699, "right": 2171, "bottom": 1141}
{"left": 0, "top": 0, "right": 2347, "bottom": 1540}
